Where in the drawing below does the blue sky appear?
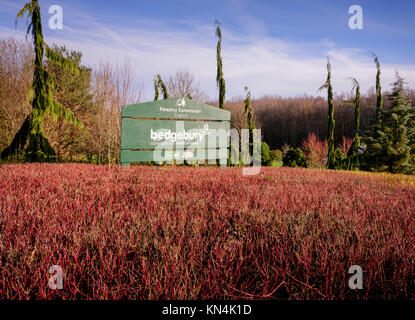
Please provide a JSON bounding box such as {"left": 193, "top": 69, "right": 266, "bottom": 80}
{"left": 1, "top": 0, "right": 414, "bottom": 101}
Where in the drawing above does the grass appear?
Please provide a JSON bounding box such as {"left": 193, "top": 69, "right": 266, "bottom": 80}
{"left": 0, "top": 163, "right": 414, "bottom": 299}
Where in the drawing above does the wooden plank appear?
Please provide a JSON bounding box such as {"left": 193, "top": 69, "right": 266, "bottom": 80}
{"left": 122, "top": 97, "right": 230, "bottom": 121}
{"left": 121, "top": 119, "right": 230, "bottom": 150}
{"left": 121, "top": 149, "right": 228, "bottom": 164}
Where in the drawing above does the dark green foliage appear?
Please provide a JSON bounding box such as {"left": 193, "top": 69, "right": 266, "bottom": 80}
{"left": 344, "top": 78, "right": 361, "bottom": 170}
{"left": 261, "top": 142, "right": 271, "bottom": 165}
{"left": 283, "top": 148, "right": 307, "bottom": 168}
{"left": 228, "top": 141, "right": 241, "bottom": 166}
{"left": 1, "top": 0, "right": 84, "bottom": 162}
{"left": 154, "top": 74, "right": 169, "bottom": 100}
{"left": 333, "top": 148, "right": 347, "bottom": 170}
{"left": 269, "top": 149, "right": 282, "bottom": 162}
{"left": 409, "top": 101, "right": 415, "bottom": 161}
{"left": 362, "top": 73, "right": 415, "bottom": 174}
{"left": 153, "top": 75, "right": 159, "bottom": 101}
{"left": 360, "top": 128, "right": 383, "bottom": 172}
{"left": 45, "top": 45, "right": 93, "bottom": 161}
{"left": 244, "top": 87, "right": 255, "bottom": 135}
{"left": 319, "top": 58, "right": 335, "bottom": 169}
{"left": 24, "top": 132, "right": 56, "bottom": 162}
{"left": 158, "top": 75, "right": 169, "bottom": 100}
{"left": 244, "top": 86, "right": 255, "bottom": 155}
{"left": 0, "top": 115, "right": 31, "bottom": 162}
{"left": 215, "top": 20, "right": 226, "bottom": 109}
{"left": 371, "top": 52, "right": 383, "bottom": 125}
{"left": 346, "top": 140, "right": 360, "bottom": 170}
{"left": 359, "top": 54, "right": 385, "bottom": 172}
{"left": 240, "top": 86, "right": 260, "bottom": 166}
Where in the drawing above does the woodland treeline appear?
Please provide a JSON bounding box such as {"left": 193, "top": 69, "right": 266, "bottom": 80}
{"left": 1, "top": 34, "right": 415, "bottom": 165}
{"left": 225, "top": 89, "right": 415, "bottom": 150}
{"left": 0, "top": 36, "right": 211, "bottom": 164}
{"left": 0, "top": 37, "right": 139, "bottom": 164}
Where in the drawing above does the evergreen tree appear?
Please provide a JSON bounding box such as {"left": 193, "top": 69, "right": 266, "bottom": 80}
{"left": 283, "top": 148, "right": 307, "bottom": 168}
{"left": 1, "top": 0, "right": 84, "bottom": 162}
{"left": 409, "top": 95, "right": 415, "bottom": 161}
{"left": 363, "top": 73, "right": 414, "bottom": 174}
{"left": 45, "top": 45, "right": 92, "bottom": 161}
{"left": 154, "top": 74, "right": 169, "bottom": 100}
{"left": 344, "top": 78, "right": 361, "bottom": 169}
{"left": 371, "top": 52, "right": 383, "bottom": 125}
{"left": 360, "top": 54, "right": 384, "bottom": 171}
{"left": 319, "top": 58, "right": 336, "bottom": 169}
{"left": 215, "top": 19, "right": 226, "bottom": 109}
{"left": 158, "top": 74, "right": 169, "bottom": 100}
{"left": 244, "top": 86, "right": 255, "bottom": 150}
{"left": 153, "top": 75, "right": 159, "bottom": 101}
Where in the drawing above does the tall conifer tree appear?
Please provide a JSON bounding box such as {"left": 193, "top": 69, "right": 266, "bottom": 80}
{"left": 244, "top": 86, "right": 255, "bottom": 155}
{"left": 153, "top": 75, "right": 160, "bottom": 101}
{"left": 344, "top": 78, "right": 361, "bottom": 169}
{"left": 158, "top": 75, "right": 169, "bottom": 100}
{"left": 319, "top": 58, "right": 336, "bottom": 169}
{"left": 360, "top": 54, "right": 385, "bottom": 170}
{"left": 363, "top": 73, "right": 414, "bottom": 174}
{"left": 1, "top": 0, "right": 84, "bottom": 162}
{"left": 215, "top": 20, "right": 225, "bottom": 109}
{"left": 153, "top": 74, "right": 169, "bottom": 100}
{"left": 371, "top": 52, "right": 383, "bottom": 125}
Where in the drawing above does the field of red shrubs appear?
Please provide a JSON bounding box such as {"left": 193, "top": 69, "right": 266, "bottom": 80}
{"left": 0, "top": 163, "right": 414, "bottom": 299}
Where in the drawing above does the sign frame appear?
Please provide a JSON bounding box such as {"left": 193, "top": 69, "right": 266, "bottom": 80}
{"left": 120, "top": 97, "right": 231, "bottom": 166}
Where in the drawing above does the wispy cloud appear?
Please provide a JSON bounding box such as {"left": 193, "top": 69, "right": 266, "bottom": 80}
{"left": 0, "top": 0, "right": 22, "bottom": 14}
{"left": 1, "top": 6, "right": 415, "bottom": 101}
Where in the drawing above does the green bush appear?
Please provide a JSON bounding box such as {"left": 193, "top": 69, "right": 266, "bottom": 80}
{"left": 269, "top": 149, "right": 282, "bottom": 162}
{"left": 333, "top": 148, "right": 347, "bottom": 170}
{"left": 228, "top": 141, "right": 273, "bottom": 166}
{"left": 261, "top": 142, "right": 271, "bottom": 165}
{"left": 228, "top": 142, "right": 242, "bottom": 166}
{"left": 268, "top": 160, "right": 282, "bottom": 167}
{"left": 283, "top": 148, "right": 307, "bottom": 168}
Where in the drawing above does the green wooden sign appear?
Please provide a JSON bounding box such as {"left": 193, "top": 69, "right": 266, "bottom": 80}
{"left": 120, "top": 97, "right": 231, "bottom": 166}
{"left": 122, "top": 97, "right": 230, "bottom": 121}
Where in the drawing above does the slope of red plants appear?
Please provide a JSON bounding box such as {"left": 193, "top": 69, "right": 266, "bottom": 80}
{"left": 0, "top": 163, "right": 414, "bottom": 299}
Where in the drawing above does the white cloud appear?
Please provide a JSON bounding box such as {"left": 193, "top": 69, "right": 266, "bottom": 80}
{"left": 1, "top": 15, "right": 415, "bottom": 102}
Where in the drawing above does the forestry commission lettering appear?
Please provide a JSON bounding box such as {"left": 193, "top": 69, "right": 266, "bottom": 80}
{"left": 159, "top": 107, "right": 202, "bottom": 113}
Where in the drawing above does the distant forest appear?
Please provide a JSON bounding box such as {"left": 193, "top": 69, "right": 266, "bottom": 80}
{"left": 223, "top": 90, "right": 415, "bottom": 150}
{"left": 1, "top": 36, "right": 415, "bottom": 162}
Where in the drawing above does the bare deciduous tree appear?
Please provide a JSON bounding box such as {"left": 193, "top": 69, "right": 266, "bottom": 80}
{"left": 166, "top": 70, "right": 208, "bottom": 102}
{"left": 91, "top": 58, "right": 142, "bottom": 164}
{"left": 0, "top": 37, "right": 33, "bottom": 153}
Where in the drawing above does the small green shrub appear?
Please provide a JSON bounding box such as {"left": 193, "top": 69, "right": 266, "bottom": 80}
{"left": 283, "top": 148, "right": 307, "bottom": 168}
{"left": 261, "top": 142, "right": 271, "bottom": 165}
{"left": 227, "top": 141, "right": 274, "bottom": 166}
{"left": 228, "top": 142, "right": 242, "bottom": 166}
{"left": 333, "top": 148, "right": 347, "bottom": 170}
{"left": 268, "top": 160, "right": 282, "bottom": 167}
{"left": 269, "top": 149, "right": 282, "bottom": 162}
